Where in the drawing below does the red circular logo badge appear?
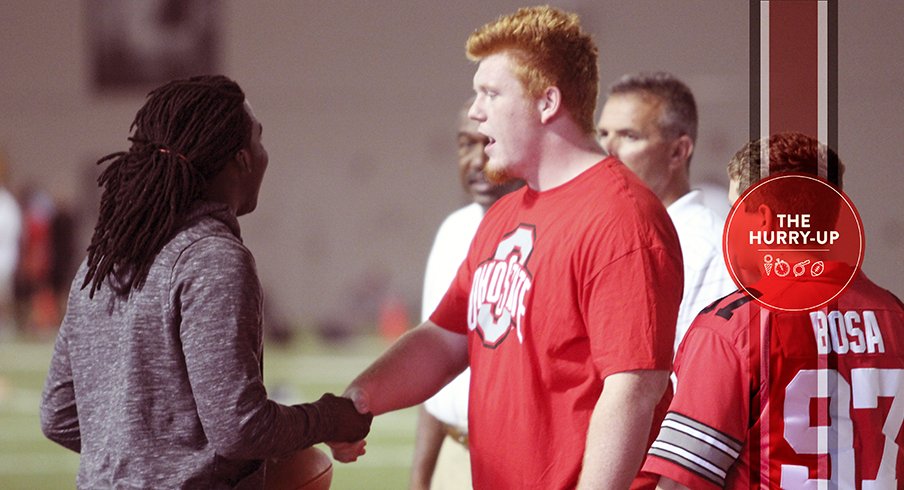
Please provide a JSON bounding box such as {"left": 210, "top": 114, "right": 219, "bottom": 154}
{"left": 723, "top": 173, "right": 864, "bottom": 311}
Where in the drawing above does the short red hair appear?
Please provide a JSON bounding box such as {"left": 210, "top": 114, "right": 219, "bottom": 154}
{"left": 466, "top": 6, "right": 599, "bottom": 135}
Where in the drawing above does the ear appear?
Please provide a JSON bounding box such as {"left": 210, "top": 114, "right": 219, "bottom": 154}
{"left": 670, "top": 135, "right": 694, "bottom": 168}
{"left": 234, "top": 148, "right": 251, "bottom": 173}
{"left": 757, "top": 203, "right": 774, "bottom": 229}
{"left": 537, "top": 86, "right": 562, "bottom": 124}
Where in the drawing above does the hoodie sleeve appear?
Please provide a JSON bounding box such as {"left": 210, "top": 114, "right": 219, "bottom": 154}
{"left": 40, "top": 324, "right": 82, "bottom": 453}
{"left": 173, "top": 235, "right": 315, "bottom": 459}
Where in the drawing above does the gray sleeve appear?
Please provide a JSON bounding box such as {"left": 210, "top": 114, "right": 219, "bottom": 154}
{"left": 174, "top": 236, "right": 311, "bottom": 460}
{"left": 40, "top": 323, "right": 82, "bottom": 452}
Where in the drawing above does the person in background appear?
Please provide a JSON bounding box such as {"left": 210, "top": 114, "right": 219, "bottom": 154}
{"left": 0, "top": 150, "right": 21, "bottom": 335}
{"left": 330, "top": 7, "right": 682, "bottom": 489}
{"left": 40, "top": 75, "right": 371, "bottom": 489}
{"left": 598, "top": 72, "right": 734, "bottom": 355}
{"left": 12, "top": 185, "right": 77, "bottom": 336}
{"left": 643, "top": 132, "right": 904, "bottom": 489}
{"left": 409, "top": 97, "right": 522, "bottom": 490}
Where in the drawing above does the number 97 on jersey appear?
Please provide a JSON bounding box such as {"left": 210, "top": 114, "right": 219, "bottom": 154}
{"left": 782, "top": 367, "right": 903, "bottom": 488}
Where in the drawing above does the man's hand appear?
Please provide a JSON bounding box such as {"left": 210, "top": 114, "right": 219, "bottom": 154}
{"left": 325, "top": 387, "right": 372, "bottom": 463}
{"left": 321, "top": 323, "right": 468, "bottom": 463}
{"left": 326, "top": 439, "right": 367, "bottom": 463}
{"left": 310, "top": 393, "right": 373, "bottom": 442}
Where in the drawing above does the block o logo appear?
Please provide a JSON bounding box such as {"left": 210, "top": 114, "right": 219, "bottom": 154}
{"left": 723, "top": 173, "right": 864, "bottom": 311}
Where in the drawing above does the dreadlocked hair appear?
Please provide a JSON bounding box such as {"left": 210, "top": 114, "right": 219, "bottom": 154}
{"left": 83, "top": 75, "right": 252, "bottom": 298}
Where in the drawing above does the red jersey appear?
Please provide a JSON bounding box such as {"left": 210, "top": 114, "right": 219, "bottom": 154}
{"left": 642, "top": 272, "right": 904, "bottom": 488}
{"left": 431, "top": 158, "right": 682, "bottom": 489}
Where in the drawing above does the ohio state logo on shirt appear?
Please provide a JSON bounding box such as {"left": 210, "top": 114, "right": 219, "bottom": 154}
{"left": 467, "top": 224, "right": 535, "bottom": 348}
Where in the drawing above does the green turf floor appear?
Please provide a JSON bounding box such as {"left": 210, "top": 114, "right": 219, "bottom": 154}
{"left": 0, "top": 332, "right": 416, "bottom": 489}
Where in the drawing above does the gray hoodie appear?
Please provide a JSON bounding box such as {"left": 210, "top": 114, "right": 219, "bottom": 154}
{"left": 41, "top": 201, "right": 317, "bottom": 489}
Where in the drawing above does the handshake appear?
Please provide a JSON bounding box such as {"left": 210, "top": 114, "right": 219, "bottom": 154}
{"left": 307, "top": 389, "right": 373, "bottom": 463}
{"left": 266, "top": 393, "right": 372, "bottom": 489}
{"left": 300, "top": 393, "right": 373, "bottom": 447}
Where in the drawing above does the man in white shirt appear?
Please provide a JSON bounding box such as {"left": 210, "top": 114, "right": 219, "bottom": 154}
{"left": 409, "top": 98, "right": 522, "bottom": 490}
{"left": 598, "top": 72, "right": 735, "bottom": 354}
{"left": 0, "top": 152, "right": 21, "bottom": 334}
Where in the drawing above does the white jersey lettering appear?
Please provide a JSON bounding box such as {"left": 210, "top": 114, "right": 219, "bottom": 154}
{"left": 467, "top": 225, "right": 535, "bottom": 347}
{"left": 810, "top": 310, "right": 885, "bottom": 355}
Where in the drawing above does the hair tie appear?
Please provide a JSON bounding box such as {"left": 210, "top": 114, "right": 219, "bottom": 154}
{"left": 157, "top": 147, "right": 189, "bottom": 163}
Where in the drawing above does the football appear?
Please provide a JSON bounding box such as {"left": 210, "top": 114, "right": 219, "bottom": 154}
{"left": 264, "top": 446, "right": 333, "bottom": 490}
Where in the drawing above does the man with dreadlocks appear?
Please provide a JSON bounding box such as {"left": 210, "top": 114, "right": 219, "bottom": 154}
{"left": 39, "top": 75, "right": 372, "bottom": 488}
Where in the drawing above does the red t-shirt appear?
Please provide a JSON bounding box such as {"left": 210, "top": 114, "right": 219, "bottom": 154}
{"left": 431, "top": 158, "right": 682, "bottom": 489}
{"left": 643, "top": 272, "right": 904, "bottom": 488}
